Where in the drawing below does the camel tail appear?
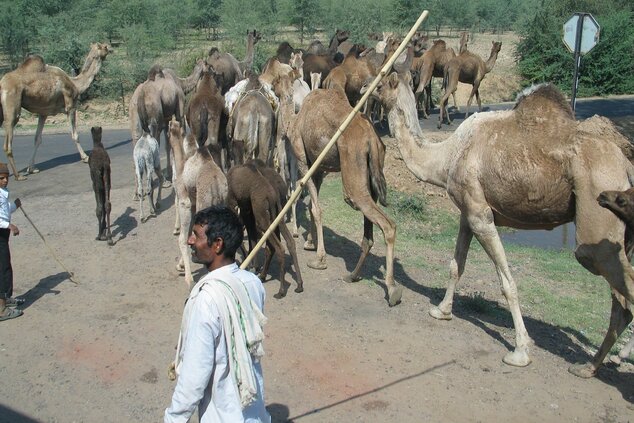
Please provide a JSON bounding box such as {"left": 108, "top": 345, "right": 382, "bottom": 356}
{"left": 0, "top": 86, "right": 3, "bottom": 127}
{"left": 246, "top": 114, "right": 259, "bottom": 159}
{"left": 367, "top": 128, "right": 388, "bottom": 207}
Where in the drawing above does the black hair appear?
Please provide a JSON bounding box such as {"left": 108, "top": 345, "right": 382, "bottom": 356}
{"left": 193, "top": 205, "right": 243, "bottom": 258}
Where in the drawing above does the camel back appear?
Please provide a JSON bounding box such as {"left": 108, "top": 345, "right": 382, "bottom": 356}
{"left": 513, "top": 84, "right": 574, "bottom": 124}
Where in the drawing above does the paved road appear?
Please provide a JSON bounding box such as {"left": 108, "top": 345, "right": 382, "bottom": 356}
{"left": 3, "top": 96, "right": 634, "bottom": 202}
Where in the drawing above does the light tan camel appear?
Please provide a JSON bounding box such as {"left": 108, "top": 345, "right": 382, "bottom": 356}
{"left": 0, "top": 43, "right": 111, "bottom": 180}
{"left": 207, "top": 30, "right": 259, "bottom": 95}
{"left": 288, "top": 88, "right": 400, "bottom": 305}
{"left": 163, "top": 59, "right": 208, "bottom": 96}
{"left": 168, "top": 119, "right": 228, "bottom": 288}
{"left": 322, "top": 46, "right": 377, "bottom": 106}
{"left": 369, "top": 73, "right": 634, "bottom": 376}
{"left": 438, "top": 41, "right": 502, "bottom": 128}
{"left": 413, "top": 33, "right": 468, "bottom": 119}
{"left": 168, "top": 120, "right": 198, "bottom": 236}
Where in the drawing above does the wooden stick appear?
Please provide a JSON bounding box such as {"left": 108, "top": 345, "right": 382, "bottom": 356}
{"left": 19, "top": 206, "right": 79, "bottom": 284}
{"left": 240, "top": 10, "right": 430, "bottom": 270}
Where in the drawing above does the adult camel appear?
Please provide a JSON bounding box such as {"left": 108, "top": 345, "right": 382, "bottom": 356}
{"left": 288, "top": 88, "right": 399, "bottom": 305}
{"left": 0, "top": 43, "right": 111, "bottom": 180}
{"left": 369, "top": 72, "right": 634, "bottom": 377}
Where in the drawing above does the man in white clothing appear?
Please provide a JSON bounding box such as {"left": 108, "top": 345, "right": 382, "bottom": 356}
{"left": 165, "top": 205, "right": 271, "bottom": 423}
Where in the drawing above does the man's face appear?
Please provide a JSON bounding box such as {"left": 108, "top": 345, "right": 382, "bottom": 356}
{"left": 187, "top": 223, "right": 215, "bottom": 265}
{"left": 0, "top": 174, "right": 8, "bottom": 189}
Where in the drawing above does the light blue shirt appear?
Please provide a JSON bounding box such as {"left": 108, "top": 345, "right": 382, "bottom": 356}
{"left": 165, "top": 263, "right": 271, "bottom": 423}
{"left": 0, "top": 187, "right": 16, "bottom": 229}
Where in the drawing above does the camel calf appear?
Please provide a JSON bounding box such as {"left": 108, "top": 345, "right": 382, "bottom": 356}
{"left": 133, "top": 133, "right": 163, "bottom": 223}
{"left": 88, "top": 127, "right": 113, "bottom": 245}
{"left": 227, "top": 159, "right": 304, "bottom": 299}
{"left": 597, "top": 187, "right": 634, "bottom": 365}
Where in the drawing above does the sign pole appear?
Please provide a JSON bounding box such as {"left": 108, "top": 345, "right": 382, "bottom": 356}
{"left": 570, "top": 12, "right": 586, "bottom": 112}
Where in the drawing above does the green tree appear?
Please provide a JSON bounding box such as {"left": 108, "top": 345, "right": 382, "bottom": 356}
{"left": 0, "top": 0, "right": 38, "bottom": 67}
{"left": 284, "top": 0, "right": 321, "bottom": 43}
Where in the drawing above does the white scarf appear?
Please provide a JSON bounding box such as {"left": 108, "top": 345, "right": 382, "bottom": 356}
{"left": 174, "top": 272, "right": 267, "bottom": 408}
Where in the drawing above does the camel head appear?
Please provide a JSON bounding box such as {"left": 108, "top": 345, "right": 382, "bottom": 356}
{"left": 491, "top": 41, "right": 502, "bottom": 54}
{"left": 335, "top": 29, "right": 350, "bottom": 43}
{"left": 248, "top": 29, "right": 262, "bottom": 45}
{"left": 90, "top": 43, "right": 112, "bottom": 60}
{"left": 361, "top": 72, "right": 403, "bottom": 112}
{"left": 90, "top": 126, "right": 103, "bottom": 146}
{"left": 597, "top": 188, "right": 634, "bottom": 226}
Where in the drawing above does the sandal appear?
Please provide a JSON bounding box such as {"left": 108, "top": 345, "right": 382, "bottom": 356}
{"left": 6, "top": 297, "right": 25, "bottom": 308}
{"left": 0, "top": 307, "right": 23, "bottom": 321}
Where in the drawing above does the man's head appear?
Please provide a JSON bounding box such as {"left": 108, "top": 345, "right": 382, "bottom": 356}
{"left": 188, "top": 205, "right": 244, "bottom": 268}
{"left": 0, "top": 163, "right": 9, "bottom": 189}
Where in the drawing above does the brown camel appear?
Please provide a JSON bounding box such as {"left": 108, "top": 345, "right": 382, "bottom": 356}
{"left": 0, "top": 43, "right": 111, "bottom": 180}
{"left": 129, "top": 59, "right": 207, "bottom": 154}
{"left": 438, "top": 41, "right": 502, "bottom": 128}
{"left": 168, "top": 119, "right": 228, "bottom": 288}
{"left": 288, "top": 88, "right": 399, "bottom": 305}
{"left": 413, "top": 33, "right": 468, "bottom": 119}
{"left": 227, "top": 72, "right": 275, "bottom": 167}
{"left": 322, "top": 46, "right": 377, "bottom": 106}
{"left": 370, "top": 73, "right": 634, "bottom": 376}
{"left": 238, "top": 30, "right": 262, "bottom": 74}
{"left": 597, "top": 188, "right": 634, "bottom": 366}
{"left": 168, "top": 119, "right": 198, "bottom": 237}
{"left": 135, "top": 65, "right": 185, "bottom": 184}
{"left": 186, "top": 67, "right": 225, "bottom": 167}
{"left": 227, "top": 159, "right": 304, "bottom": 299}
{"left": 88, "top": 126, "right": 113, "bottom": 246}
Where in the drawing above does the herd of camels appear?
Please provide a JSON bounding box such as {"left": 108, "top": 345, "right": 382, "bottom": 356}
{"left": 1, "top": 27, "right": 633, "bottom": 380}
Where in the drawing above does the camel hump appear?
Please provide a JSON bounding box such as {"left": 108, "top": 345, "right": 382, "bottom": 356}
{"left": 513, "top": 83, "right": 574, "bottom": 121}
{"left": 578, "top": 115, "right": 634, "bottom": 164}
{"left": 19, "top": 54, "right": 46, "bottom": 73}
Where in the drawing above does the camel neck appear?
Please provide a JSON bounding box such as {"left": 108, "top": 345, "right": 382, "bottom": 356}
{"left": 72, "top": 57, "right": 102, "bottom": 94}
{"left": 180, "top": 66, "right": 203, "bottom": 95}
{"left": 243, "top": 36, "right": 256, "bottom": 71}
{"left": 485, "top": 51, "right": 499, "bottom": 74}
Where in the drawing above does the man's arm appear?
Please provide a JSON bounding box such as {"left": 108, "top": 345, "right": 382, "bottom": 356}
{"left": 164, "top": 295, "right": 220, "bottom": 423}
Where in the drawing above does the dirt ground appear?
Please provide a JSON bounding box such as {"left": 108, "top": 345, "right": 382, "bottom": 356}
{"left": 2, "top": 33, "right": 634, "bottom": 423}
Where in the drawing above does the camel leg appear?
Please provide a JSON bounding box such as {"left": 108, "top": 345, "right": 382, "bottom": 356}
{"left": 279, "top": 220, "right": 304, "bottom": 294}
{"left": 137, "top": 169, "right": 146, "bottom": 223}
{"left": 173, "top": 190, "right": 181, "bottom": 235}
{"left": 27, "top": 115, "right": 47, "bottom": 174}
{"left": 304, "top": 173, "right": 327, "bottom": 269}
{"left": 570, "top": 291, "right": 632, "bottom": 377}
{"left": 68, "top": 110, "right": 89, "bottom": 163}
{"left": 430, "top": 215, "right": 473, "bottom": 320}
{"left": 475, "top": 89, "right": 482, "bottom": 112}
{"left": 437, "top": 90, "right": 453, "bottom": 129}
{"left": 470, "top": 208, "right": 532, "bottom": 366}
{"left": 147, "top": 171, "right": 156, "bottom": 218}
{"left": 177, "top": 193, "right": 194, "bottom": 287}
{"left": 154, "top": 164, "right": 163, "bottom": 211}
{"left": 162, "top": 129, "right": 172, "bottom": 187}
{"left": 288, "top": 153, "right": 300, "bottom": 238}
{"left": 3, "top": 119, "right": 25, "bottom": 181}
{"left": 611, "top": 327, "right": 634, "bottom": 364}
{"left": 104, "top": 171, "right": 113, "bottom": 246}
{"left": 465, "top": 82, "right": 480, "bottom": 119}
{"left": 93, "top": 182, "right": 105, "bottom": 240}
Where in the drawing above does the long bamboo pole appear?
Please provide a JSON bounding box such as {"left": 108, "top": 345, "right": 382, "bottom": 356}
{"left": 240, "top": 10, "right": 430, "bottom": 270}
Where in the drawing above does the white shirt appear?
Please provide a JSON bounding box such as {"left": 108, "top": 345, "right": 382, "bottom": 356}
{"left": 165, "top": 263, "right": 271, "bottom": 423}
{"left": 0, "top": 187, "right": 16, "bottom": 229}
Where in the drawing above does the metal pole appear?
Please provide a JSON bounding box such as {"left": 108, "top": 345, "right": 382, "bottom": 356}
{"left": 240, "top": 10, "right": 430, "bottom": 270}
{"left": 570, "top": 13, "right": 585, "bottom": 112}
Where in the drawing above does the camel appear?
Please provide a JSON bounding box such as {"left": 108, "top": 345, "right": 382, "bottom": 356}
{"left": 135, "top": 65, "right": 185, "bottom": 185}
{"left": 238, "top": 30, "right": 262, "bottom": 74}
{"left": 227, "top": 72, "right": 275, "bottom": 167}
{"left": 0, "top": 42, "right": 111, "bottom": 180}
{"left": 168, "top": 119, "right": 228, "bottom": 287}
{"left": 88, "top": 126, "right": 113, "bottom": 246}
{"left": 227, "top": 159, "right": 304, "bottom": 299}
{"left": 186, "top": 67, "right": 225, "bottom": 167}
{"left": 206, "top": 30, "right": 259, "bottom": 95}
{"left": 288, "top": 88, "right": 399, "bottom": 305}
{"left": 597, "top": 187, "right": 634, "bottom": 365}
{"left": 438, "top": 41, "right": 502, "bottom": 128}
{"left": 322, "top": 46, "right": 377, "bottom": 106}
{"left": 369, "top": 73, "right": 634, "bottom": 376}
{"left": 413, "top": 33, "right": 468, "bottom": 119}
{"left": 129, "top": 60, "right": 207, "bottom": 147}
{"left": 168, "top": 120, "right": 198, "bottom": 237}
{"left": 310, "top": 72, "right": 322, "bottom": 91}
{"left": 133, "top": 133, "right": 163, "bottom": 223}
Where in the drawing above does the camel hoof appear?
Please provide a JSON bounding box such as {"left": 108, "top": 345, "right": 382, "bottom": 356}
{"left": 162, "top": 180, "right": 172, "bottom": 188}
{"left": 429, "top": 306, "right": 453, "bottom": 320}
{"left": 343, "top": 273, "right": 361, "bottom": 283}
{"left": 303, "top": 240, "right": 316, "bottom": 251}
{"left": 173, "top": 229, "right": 180, "bottom": 236}
{"left": 155, "top": 203, "right": 161, "bottom": 210}
{"left": 176, "top": 263, "right": 185, "bottom": 273}
{"left": 388, "top": 285, "right": 402, "bottom": 307}
{"left": 81, "top": 156, "right": 89, "bottom": 163}
{"left": 568, "top": 363, "right": 597, "bottom": 379}
{"left": 502, "top": 350, "right": 531, "bottom": 367}
{"left": 15, "top": 174, "right": 27, "bottom": 181}
{"left": 107, "top": 238, "right": 114, "bottom": 246}
{"left": 294, "top": 285, "right": 304, "bottom": 293}
{"left": 27, "top": 167, "right": 40, "bottom": 174}
{"left": 307, "top": 258, "right": 327, "bottom": 270}
{"left": 141, "top": 217, "right": 148, "bottom": 223}
{"left": 273, "top": 291, "right": 287, "bottom": 299}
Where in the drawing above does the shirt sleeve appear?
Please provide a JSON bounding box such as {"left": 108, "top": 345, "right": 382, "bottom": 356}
{"left": 9, "top": 201, "right": 16, "bottom": 214}
{"left": 164, "top": 293, "right": 221, "bottom": 423}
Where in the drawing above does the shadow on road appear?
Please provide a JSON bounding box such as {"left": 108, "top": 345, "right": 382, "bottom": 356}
{"left": 0, "top": 404, "right": 41, "bottom": 423}
{"left": 18, "top": 271, "right": 69, "bottom": 310}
